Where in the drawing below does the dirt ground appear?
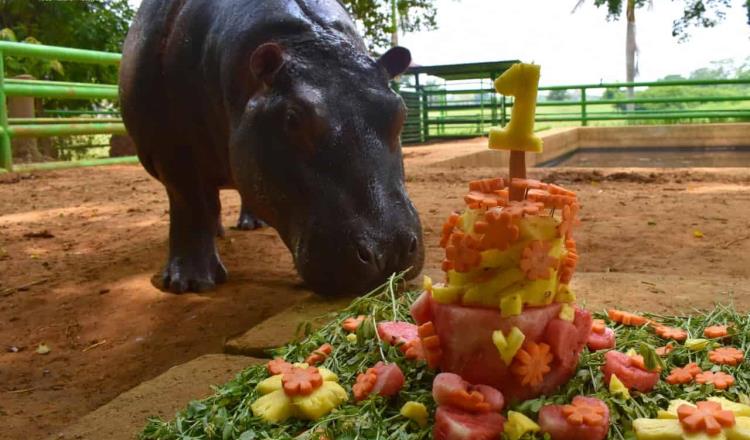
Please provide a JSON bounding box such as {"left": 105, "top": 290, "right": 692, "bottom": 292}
{"left": 2, "top": 137, "right": 750, "bottom": 439}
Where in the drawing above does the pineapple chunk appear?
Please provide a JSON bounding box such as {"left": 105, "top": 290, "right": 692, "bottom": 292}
{"left": 556, "top": 284, "right": 577, "bottom": 303}
{"left": 609, "top": 374, "right": 630, "bottom": 399}
{"left": 317, "top": 367, "right": 338, "bottom": 383}
{"left": 460, "top": 209, "right": 480, "bottom": 234}
{"left": 480, "top": 244, "right": 523, "bottom": 269}
{"left": 708, "top": 397, "right": 750, "bottom": 417}
{"left": 423, "top": 275, "right": 433, "bottom": 292}
{"left": 633, "top": 419, "right": 685, "bottom": 440}
{"left": 500, "top": 293, "right": 523, "bottom": 317}
{"left": 659, "top": 400, "right": 694, "bottom": 419}
{"left": 492, "top": 327, "right": 526, "bottom": 365}
{"left": 257, "top": 374, "right": 283, "bottom": 395}
{"left": 488, "top": 63, "right": 543, "bottom": 153}
{"left": 504, "top": 411, "right": 541, "bottom": 440}
{"left": 400, "top": 401, "right": 429, "bottom": 428}
{"left": 462, "top": 268, "right": 524, "bottom": 307}
{"left": 291, "top": 382, "right": 348, "bottom": 420}
{"left": 432, "top": 285, "right": 463, "bottom": 304}
{"left": 503, "top": 275, "right": 557, "bottom": 307}
{"left": 448, "top": 270, "right": 474, "bottom": 286}
{"left": 251, "top": 390, "right": 294, "bottom": 423}
{"left": 519, "top": 216, "right": 559, "bottom": 242}
{"left": 559, "top": 303, "right": 575, "bottom": 321}
{"left": 727, "top": 417, "right": 750, "bottom": 440}
{"left": 346, "top": 333, "right": 358, "bottom": 343}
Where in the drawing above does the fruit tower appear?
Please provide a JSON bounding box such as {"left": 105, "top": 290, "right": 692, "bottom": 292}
{"left": 410, "top": 63, "right": 592, "bottom": 402}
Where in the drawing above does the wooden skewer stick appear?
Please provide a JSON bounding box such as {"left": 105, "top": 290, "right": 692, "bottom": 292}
{"left": 509, "top": 150, "right": 526, "bottom": 201}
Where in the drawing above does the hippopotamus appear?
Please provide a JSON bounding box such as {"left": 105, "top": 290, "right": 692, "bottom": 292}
{"left": 119, "top": 0, "right": 424, "bottom": 295}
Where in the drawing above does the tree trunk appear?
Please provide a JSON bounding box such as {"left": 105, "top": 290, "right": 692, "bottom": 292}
{"left": 390, "top": 0, "right": 398, "bottom": 47}
{"left": 625, "top": 0, "right": 637, "bottom": 112}
{"left": 8, "top": 74, "right": 42, "bottom": 162}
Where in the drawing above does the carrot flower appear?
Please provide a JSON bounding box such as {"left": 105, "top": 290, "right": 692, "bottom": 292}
{"left": 666, "top": 363, "right": 702, "bottom": 385}
{"left": 520, "top": 241, "right": 559, "bottom": 281}
{"left": 704, "top": 325, "right": 729, "bottom": 339}
{"left": 654, "top": 325, "right": 688, "bottom": 342}
{"left": 708, "top": 347, "right": 744, "bottom": 366}
{"left": 474, "top": 208, "right": 519, "bottom": 250}
{"left": 677, "top": 401, "right": 736, "bottom": 435}
{"left": 695, "top": 371, "right": 735, "bottom": 390}
{"left": 562, "top": 398, "right": 607, "bottom": 426}
{"left": 440, "top": 212, "right": 461, "bottom": 248}
{"left": 443, "top": 232, "right": 483, "bottom": 273}
{"left": 282, "top": 366, "right": 324, "bottom": 397}
{"left": 511, "top": 342, "right": 553, "bottom": 386}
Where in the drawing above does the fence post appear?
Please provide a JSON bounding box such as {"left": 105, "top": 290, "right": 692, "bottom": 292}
{"left": 421, "top": 89, "right": 429, "bottom": 142}
{"left": 0, "top": 50, "right": 12, "bottom": 172}
{"left": 500, "top": 95, "right": 507, "bottom": 127}
{"left": 580, "top": 87, "right": 587, "bottom": 127}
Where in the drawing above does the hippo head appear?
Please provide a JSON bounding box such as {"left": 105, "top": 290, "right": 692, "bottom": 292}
{"left": 229, "top": 41, "right": 424, "bottom": 295}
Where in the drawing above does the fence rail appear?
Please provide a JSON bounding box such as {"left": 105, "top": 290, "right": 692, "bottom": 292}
{"left": 0, "top": 41, "right": 125, "bottom": 172}
{"left": 406, "top": 78, "right": 750, "bottom": 142}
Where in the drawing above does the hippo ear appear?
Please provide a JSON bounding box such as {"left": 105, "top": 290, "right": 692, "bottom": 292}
{"left": 250, "top": 43, "right": 285, "bottom": 86}
{"left": 377, "top": 46, "right": 412, "bottom": 79}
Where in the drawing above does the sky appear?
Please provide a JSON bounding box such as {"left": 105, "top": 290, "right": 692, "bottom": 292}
{"left": 128, "top": 0, "right": 750, "bottom": 85}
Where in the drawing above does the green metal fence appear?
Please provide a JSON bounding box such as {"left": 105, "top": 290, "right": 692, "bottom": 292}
{"left": 405, "top": 78, "right": 750, "bottom": 141}
{"left": 0, "top": 41, "right": 129, "bottom": 173}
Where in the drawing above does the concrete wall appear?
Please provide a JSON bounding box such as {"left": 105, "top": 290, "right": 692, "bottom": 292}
{"left": 430, "top": 123, "right": 750, "bottom": 168}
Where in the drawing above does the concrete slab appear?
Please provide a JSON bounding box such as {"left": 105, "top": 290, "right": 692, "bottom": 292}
{"left": 224, "top": 294, "right": 355, "bottom": 357}
{"left": 51, "top": 354, "right": 261, "bottom": 440}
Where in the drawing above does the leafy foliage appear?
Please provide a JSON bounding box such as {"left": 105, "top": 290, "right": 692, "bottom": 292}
{"left": 341, "top": 0, "right": 438, "bottom": 50}
{"left": 0, "top": 0, "right": 134, "bottom": 84}
{"left": 581, "top": 0, "right": 749, "bottom": 41}
{"left": 139, "top": 271, "right": 750, "bottom": 440}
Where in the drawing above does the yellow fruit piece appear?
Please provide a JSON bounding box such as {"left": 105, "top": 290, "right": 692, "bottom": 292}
{"left": 317, "top": 367, "right": 338, "bottom": 383}
{"left": 556, "top": 284, "right": 576, "bottom": 303}
{"left": 460, "top": 209, "right": 480, "bottom": 234}
{"left": 685, "top": 338, "right": 709, "bottom": 351}
{"left": 727, "top": 417, "right": 750, "bottom": 440}
{"left": 504, "top": 411, "right": 541, "bottom": 440}
{"left": 660, "top": 400, "right": 694, "bottom": 419}
{"left": 432, "top": 285, "right": 463, "bottom": 304}
{"left": 488, "top": 63, "right": 543, "bottom": 153}
{"left": 708, "top": 397, "right": 750, "bottom": 417}
{"left": 626, "top": 348, "right": 639, "bottom": 358}
{"left": 632, "top": 418, "right": 685, "bottom": 440}
{"left": 609, "top": 374, "right": 631, "bottom": 399}
{"left": 462, "top": 268, "right": 524, "bottom": 307}
{"left": 400, "top": 401, "right": 429, "bottom": 428}
{"left": 291, "top": 382, "right": 348, "bottom": 421}
{"left": 257, "top": 374, "right": 283, "bottom": 395}
{"left": 251, "top": 389, "right": 295, "bottom": 423}
{"left": 346, "top": 333, "right": 358, "bottom": 344}
{"left": 519, "top": 216, "right": 559, "bottom": 242}
{"left": 500, "top": 294, "right": 523, "bottom": 317}
{"left": 559, "top": 304, "right": 575, "bottom": 321}
{"left": 480, "top": 245, "right": 522, "bottom": 269}
{"left": 694, "top": 230, "right": 704, "bottom": 238}
{"left": 503, "top": 275, "right": 557, "bottom": 307}
{"left": 448, "top": 270, "right": 474, "bottom": 286}
{"left": 423, "top": 275, "right": 433, "bottom": 292}
{"left": 492, "top": 327, "right": 526, "bottom": 365}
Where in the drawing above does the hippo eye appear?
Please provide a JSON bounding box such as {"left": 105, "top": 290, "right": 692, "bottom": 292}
{"left": 285, "top": 109, "right": 302, "bottom": 129}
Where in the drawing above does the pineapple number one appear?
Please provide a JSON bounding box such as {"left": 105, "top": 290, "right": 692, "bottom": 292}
{"left": 488, "top": 63, "right": 543, "bottom": 201}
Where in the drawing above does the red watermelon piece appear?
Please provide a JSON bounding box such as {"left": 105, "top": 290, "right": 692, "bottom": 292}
{"left": 587, "top": 327, "right": 616, "bottom": 351}
{"left": 434, "top": 406, "right": 506, "bottom": 440}
{"left": 410, "top": 291, "right": 592, "bottom": 401}
{"left": 377, "top": 321, "right": 418, "bottom": 348}
{"left": 432, "top": 373, "right": 505, "bottom": 413}
{"left": 370, "top": 362, "right": 405, "bottom": 398}
{"left": 601, "top": 350, "right": 659, "bottom": 392}
{"left": 538, "top": 396, "right": 610, "bottom": 440}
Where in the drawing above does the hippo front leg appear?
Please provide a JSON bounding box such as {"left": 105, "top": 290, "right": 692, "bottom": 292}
{"left": 235, "top": 199, "right": 267, "bottom": 230}
{"left": 163, "top": 187, "right": 228, "bottom": 293}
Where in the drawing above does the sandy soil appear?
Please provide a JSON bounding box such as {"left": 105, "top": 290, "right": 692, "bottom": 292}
{"left": 1, "top": 138, "right": 750, "bottom": 439}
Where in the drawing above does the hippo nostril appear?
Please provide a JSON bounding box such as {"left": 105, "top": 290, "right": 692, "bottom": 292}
{"left": 407, "top": 234, "right": 418, "bottom": 255}
{"left": 357, "top": 244, "right": 374, "bottom": 265}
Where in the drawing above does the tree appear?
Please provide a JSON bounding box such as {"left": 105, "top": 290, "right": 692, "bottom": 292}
{"left": 0, "top": 0, "right": 134, "bottom": 84}
{"left": 547, "top": 89, "right": 571, "bottom": 101}
{"left": 573, "top": 0, "right": 749, "bottom": 109}
{"left": 340, "top": 0, "right": 438, "bottom": 50}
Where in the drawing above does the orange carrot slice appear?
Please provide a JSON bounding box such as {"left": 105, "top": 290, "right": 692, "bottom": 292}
{"left": 267, "top": 357, "right": 294, "bottom": 375}
{"left": 282, "top": 366, "right": 323, "bottom": 396}
{"left": 342, "top": 315, "right": 365, "bottom": 333}
{"left": 305, "top": 343, "right": 333, "bottom": 366}
{"left": 607, "top": 309, "right": 648, "bottom": 326}
{"left": 677, "top": 401, "right": 736, "bottom": 435}
{"left": 704, "top": 325, "right": 729, "bottom": 339}
{"left": 695, "top": 371, "right": 735, "bottom": 390}
{"left": 511, "top": 342, "right": 553, "bottom": 387}
{"left": 708, "top": 347, "right": 744, "bottom": 366}
{"left": 562, "top": 398, "right": 607, "bottom": 427}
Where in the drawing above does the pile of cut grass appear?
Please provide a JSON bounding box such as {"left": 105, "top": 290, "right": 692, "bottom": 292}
{"left": 140, "top": 273, "right": 749, "bottom": 440}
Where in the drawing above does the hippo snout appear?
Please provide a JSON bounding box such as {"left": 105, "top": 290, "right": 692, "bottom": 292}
{"left": 294, "top": 219, "right": 424, "bottom": 296}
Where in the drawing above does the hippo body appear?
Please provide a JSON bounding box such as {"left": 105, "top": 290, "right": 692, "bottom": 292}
{"left": 120, "top": 0, "right": 424, "bottom": 294}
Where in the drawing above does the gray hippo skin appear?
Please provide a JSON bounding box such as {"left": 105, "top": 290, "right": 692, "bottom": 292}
{"left": 119, "top": 0, "right": 424, "bottom": 295}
